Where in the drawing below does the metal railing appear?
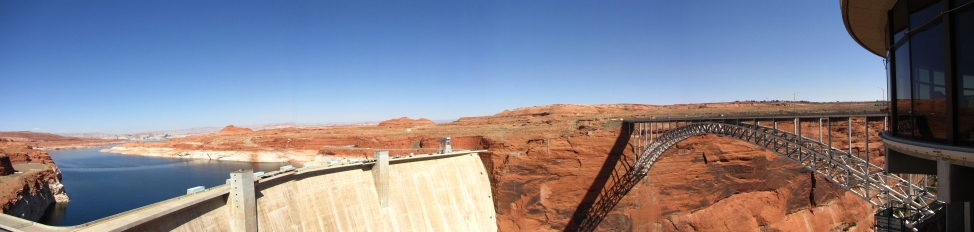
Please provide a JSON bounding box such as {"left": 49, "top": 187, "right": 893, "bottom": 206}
{"left": 626, "top": 115, "right": 940, "bottom": 230}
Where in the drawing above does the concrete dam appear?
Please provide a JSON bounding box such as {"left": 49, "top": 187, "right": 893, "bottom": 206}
{"left": 0, "top": 151, "right": 497, "bottom": 232}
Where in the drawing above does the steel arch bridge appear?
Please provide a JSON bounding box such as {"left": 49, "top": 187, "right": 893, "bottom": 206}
{"left": 574, "top": 114, "right": 941, "bottom": 231}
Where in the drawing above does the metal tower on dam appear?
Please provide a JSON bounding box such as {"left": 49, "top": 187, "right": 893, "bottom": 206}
{"left": 576, "top": 113, "right": 943, "bottom": 231}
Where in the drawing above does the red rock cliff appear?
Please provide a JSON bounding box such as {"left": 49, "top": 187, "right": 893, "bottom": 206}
{"left": 0, "top": 132, "right": 122, "bottom": 150}
{"left": 0, "top": 142, "right": 69, "bottom": 221}
{"left": 0, "top": 155, "right": 13, "bottom": 176}
{"left": 216, "top": 125, "right": 255, "bottom": 135}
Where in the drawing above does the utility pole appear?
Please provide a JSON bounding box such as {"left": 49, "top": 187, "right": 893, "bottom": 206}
{"left": 793, "top": 91, "right": 801, "bottom": 114}
{"left": 878, "top": 87, "right": 886, "bottom": 103}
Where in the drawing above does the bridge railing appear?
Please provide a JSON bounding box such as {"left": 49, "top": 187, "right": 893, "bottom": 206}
{"left": 624, "top": 114, "right": 941, "bottom": 230}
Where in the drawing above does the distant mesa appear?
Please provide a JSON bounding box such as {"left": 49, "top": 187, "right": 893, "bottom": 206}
{"left": 377, "top": 117, "right": 435, "bottom": 127}
{"left": 217, "top": 125, "right": 254, "bottom": 135}
{"left": 493, "top": 104, "right": 655, "bottom": 117}
{"left": 0, "top": 131, "right": 122, "bottom": 149}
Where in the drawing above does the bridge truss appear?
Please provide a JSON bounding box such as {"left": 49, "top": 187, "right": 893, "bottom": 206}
{"left": 627, "top": 114, "right": 941, "bottom": 230}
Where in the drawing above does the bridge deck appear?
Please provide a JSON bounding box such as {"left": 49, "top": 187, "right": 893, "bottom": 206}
{"left": 614, "top": 114, "right": 941, "bottom": 231}
{"left": 623, "top": 113, "right": 887, "bottom": 123}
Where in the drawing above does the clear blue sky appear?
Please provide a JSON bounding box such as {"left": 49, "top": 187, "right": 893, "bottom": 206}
{"left": 0, "top": 1, "right": 885, "bottom": 134}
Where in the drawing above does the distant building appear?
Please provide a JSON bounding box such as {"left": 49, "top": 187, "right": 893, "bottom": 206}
{"left": 842, "top": 0, "right": 973, "bottom": 230}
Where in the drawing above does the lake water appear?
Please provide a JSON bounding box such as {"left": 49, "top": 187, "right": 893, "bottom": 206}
{"left": 38, "top": 147, "right": 293, "bottom": 226}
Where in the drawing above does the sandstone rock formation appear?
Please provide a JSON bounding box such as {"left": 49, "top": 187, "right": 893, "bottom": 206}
{"left": 0, "top": 155, "right": 13, "bottom": 176}
{"left": 102, "top": 101, "right": 888, "bottom": 231}
{"left": 0, "top": 131, "right": 123, "bottom": 150}
{"left": 377, "top": 117, "right": 436, "bottom": 127}
{"left": 216, "top": 125, "right": 254, "bottom": 135}
{"left": 0, "top": 143, "right": 53, "bottom": 164}
{"left": 0, "top": 169, "right": 68, "bottom": 221}
{"left": 493, "top": 104, "right": 656, "bottom": 118}
{"left": 0, "top": 141, "right": 70, "bottom": 221}
{"left": 597, "top": 135, "right": 874, "bottom": 231}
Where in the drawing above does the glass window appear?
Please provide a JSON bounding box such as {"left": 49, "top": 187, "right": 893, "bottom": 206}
{"left": 895, "top": 43, "right": 914, "bottom": 138}
{"left": 956, "top": 6, "right": 974, "bottom": 145}
{"left": 887, "top": 50, "right": 892, "bottom": 117}
{"left": 955, "top": 0, "right": 973, "bottom": 7}
{"left": 910, "top": 20, "right": 947, "bottom": 142}
{"left": 911, "top": 1, "right": 942, "bottom": 29}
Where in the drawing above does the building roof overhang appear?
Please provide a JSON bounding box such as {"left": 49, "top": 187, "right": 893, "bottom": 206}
{"left": 840, "top": 0, "right": 898, "bottom": 57}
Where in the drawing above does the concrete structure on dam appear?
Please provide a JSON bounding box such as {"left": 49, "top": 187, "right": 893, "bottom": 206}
{"left": 0, "top": 150, "right": 496, "bottom": 232}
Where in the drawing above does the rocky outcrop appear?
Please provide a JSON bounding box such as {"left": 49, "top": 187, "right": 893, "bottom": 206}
{"left": 216, "top": 125, "right": 254, "bottom": 135}
{"left": 0, "top": 169, "right": 68, "bottom": 221}
{"left": 493, "top": 104, "right": 657, "bottom": 118}
{"left": 48, "top": 174, "right": 69, "bottom": 203}
{"left": 0, "top": 143, "right": 53, "bottom": 165}
{"left": 0, "top": 154, "right": 13, "bottom": 176}
{"left": 377, "top": 117, "right": 436, "bottom": 127}
{"left": 0, "top": 131, "right": 123, "bottom": 150}
{"left": 0, "top": 142, "right": 69, "bottom": 221}
{"left": 601, "top": 135, "right": 873, "bottom": 231}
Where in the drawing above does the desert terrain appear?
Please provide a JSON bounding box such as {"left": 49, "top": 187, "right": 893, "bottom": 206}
{"left": 0, "top": 139, "right": 68, "bottom": 221}
{"left": 0, "top": 131, "right": 124, "bottom": 150}
{"left": 103, "top": 101, "right": 886, "bottom": 231}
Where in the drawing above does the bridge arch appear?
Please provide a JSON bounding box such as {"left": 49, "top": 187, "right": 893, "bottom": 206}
{"left": 631, "top": 120, "right": 940, "bottom": 229}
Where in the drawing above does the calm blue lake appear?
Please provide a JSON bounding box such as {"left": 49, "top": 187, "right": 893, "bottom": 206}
{"left": 38, "top": 147, "right": 292, "bottom": 226}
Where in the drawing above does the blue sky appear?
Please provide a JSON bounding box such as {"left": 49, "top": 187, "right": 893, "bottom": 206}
{"left": 0, "top": 1, "right": 886, "bottom": 134}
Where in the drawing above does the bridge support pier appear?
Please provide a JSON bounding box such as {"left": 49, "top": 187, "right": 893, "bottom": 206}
{"left": 373, "top": 151, "right": 390, "bottom": 208}
{"left": 229, "top": 169, "right": 258, "bottom": 232}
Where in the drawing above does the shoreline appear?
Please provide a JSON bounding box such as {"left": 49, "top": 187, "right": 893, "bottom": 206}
{"left": 36, "top": 142, "right": 127, "bottom": 151}
{"left": 101, "top": 146, "right": 321, "bottom": 163}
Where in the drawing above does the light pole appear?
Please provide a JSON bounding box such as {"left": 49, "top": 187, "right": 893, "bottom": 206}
{"left": 793, "top": 91, "right": 801, "bottom": 114}
{"left": 878, "top": 87, "right": 886, "bottom": 103}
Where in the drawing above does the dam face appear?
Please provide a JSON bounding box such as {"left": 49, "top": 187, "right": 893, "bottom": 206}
{"left": 137, "top": 152, "right": 496, "bottom": 232}
{"left": 0, "top": 151, "right": 497, "bottom": 232}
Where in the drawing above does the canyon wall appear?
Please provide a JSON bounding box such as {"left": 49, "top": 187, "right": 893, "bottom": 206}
{"left": 0, "top": 142, "right": 69, "bottom": 221}
{"left": 601, "top": 135, "right": 874, "bottom": 231}
{"left": 476, "top": 118, "right": 883, "bottom": 231}
{"left": 0, "top": 167, "right": 69, "bottom": 221}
